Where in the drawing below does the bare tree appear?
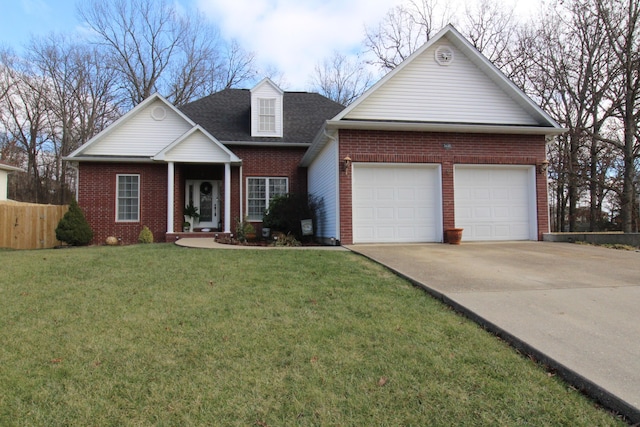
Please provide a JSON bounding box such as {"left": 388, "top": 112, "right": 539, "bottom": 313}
{"left": 27, "top": 34, "right": 120, "bottom": 203}
{"left": 0, "top": 50, "right": 53, "bottom": 202}
{"left": 364, "top": 0, "right": 453, "bottom": 70}
{"left": 596, "top": 0, "right": 640, "bottom": 232}
{"left": 310, "top": 51, "right": 374, "bottom": 106}
{"left": 78, "top": 0, "right": 256, "bottom": 108}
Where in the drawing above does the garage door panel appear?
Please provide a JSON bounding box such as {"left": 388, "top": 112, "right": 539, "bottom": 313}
{"left": 353, "top": 164, "right": 442, "bottom": 243}
{"left": 455, "top": 166, "right": 535, "bottom": 241}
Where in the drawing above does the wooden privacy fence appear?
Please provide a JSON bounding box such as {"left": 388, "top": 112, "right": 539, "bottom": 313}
{"left": 0, "top": 201, "right": 69, "bottom": 249}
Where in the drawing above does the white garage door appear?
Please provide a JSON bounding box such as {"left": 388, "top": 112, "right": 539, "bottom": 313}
{"left": 454, "top": 166, "right": 536, "bottom": 241}
{"left": 352, "top": 164, "right": 442, "bottom": 243}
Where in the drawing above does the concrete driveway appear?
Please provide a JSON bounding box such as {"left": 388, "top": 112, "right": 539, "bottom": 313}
{"left": 346, "top": 242, "right": 640, "bottom": 422}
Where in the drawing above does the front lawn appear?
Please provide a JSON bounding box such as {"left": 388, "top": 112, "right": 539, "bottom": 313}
{"left": 0, "top": 244, "right": 623, "bottom": 425}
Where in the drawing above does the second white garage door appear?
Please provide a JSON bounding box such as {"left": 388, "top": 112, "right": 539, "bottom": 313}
{"left": 352, "top": 164, "right": 442, "bottom": 243}
{"left": 454, "top": 165, "right": 536, "bottom": 241}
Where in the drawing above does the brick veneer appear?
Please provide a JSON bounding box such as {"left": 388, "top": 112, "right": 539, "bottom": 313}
{"left": 338, "top": 129, "right": 549, "bottom": 245}
{"left": 79, "top": 146, "right": 308, "bottom": 244}
{"left": 78, "top": 163, "right": 168, "bottom": 245}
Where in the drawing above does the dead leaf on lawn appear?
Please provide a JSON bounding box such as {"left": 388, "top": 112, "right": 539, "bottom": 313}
{"left": 255, "top": 420, "right": 268, "bottom": 427}
{"left": 378, "top": 376, "right": 388, "bottom": 387}
{"left": 209, "top": 280, "right": 214, "bottom": 287}
{"left": 93, "top": 360, "right": 102, "bottom": 367}
{"left": 50, "top": 358, "right": 63, "bottom": 364}
{"left": 310, "top": 356, "right": 318, "bottom": 364}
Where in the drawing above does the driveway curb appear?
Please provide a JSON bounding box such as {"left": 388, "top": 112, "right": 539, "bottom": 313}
{"left": 347, "top": 246, "right": 640, "bottom": 424}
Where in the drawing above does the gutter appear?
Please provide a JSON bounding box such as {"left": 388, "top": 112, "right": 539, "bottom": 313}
{"left": 325, "top": 120, "right": 568, "bottom": 136}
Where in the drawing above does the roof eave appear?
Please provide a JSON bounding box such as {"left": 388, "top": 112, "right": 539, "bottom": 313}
{"left": 325, "top": 120, "right": 567, "bottom": 136}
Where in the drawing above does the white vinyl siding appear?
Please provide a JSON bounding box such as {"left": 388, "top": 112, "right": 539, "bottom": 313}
{"left": 83, "top": 99, "right": 192, "bottom": 156}
{"left": 158, "top": 129, "right": 232, "bottom": 163}
{"left": 307, "top": 138, "right": 339, "bottom": 240}
{"left": 344, "top": 38, "right": 539, "bottom": 126}
{"left": 353, "top": 164, "right": 442, "bottom": 243}
{"left": 247, "top": 177, "right": 288, "bottom": 221}
{"left": 116, "top": 174, "right": 140, "bottom": 222}
{"left": 454, "top": 165, "right": 537, "bottom": 241}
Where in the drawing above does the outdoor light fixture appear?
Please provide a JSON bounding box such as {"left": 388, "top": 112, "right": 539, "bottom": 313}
{"left": 342, "top": 156, "right": 352, "bottom": 174}
{"left": 538, "top": 160, "right": 549, "bottom": 174}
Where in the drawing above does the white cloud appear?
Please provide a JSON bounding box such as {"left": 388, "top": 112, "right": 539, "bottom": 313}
{"left": 196, "top": 0, "right": 400, "bottom": 89}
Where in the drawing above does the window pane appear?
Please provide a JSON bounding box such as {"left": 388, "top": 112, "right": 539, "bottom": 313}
{"left": 117, "top": 175, "right": 139, "bottom": 222}
{"left": 269, "top": 178, "right": 287, "bottom": 199}
{"left": 258, "top": 98, "right": 276, "bottom": 132}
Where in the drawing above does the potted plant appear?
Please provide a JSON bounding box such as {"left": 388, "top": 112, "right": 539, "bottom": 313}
{"left": 182, "top": 221, "right": 191, "bottom": 232}
{"left": 236, "top": 217, "right": 256, "bottom": 242}
{"left": 184, "top": 202, "right": 199, "bottom": 232}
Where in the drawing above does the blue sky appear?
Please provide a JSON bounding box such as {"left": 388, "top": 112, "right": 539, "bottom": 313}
{"left": 0, "top": 0, "right": 537, "bottom": 90}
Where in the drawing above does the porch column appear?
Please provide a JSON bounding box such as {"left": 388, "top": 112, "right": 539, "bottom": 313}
{"left": 224, "top": 162, "right": 231, "bottom": 232}
{"left": 167, "top": 161, "right": 175, "bottom": 233}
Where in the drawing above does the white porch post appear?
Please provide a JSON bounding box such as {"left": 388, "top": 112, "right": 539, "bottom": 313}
{"left": 167, "top": 162, "right": 175, "bottom": 233}
{"left": 224, "top": 162, "right": 231, "bottom": 232}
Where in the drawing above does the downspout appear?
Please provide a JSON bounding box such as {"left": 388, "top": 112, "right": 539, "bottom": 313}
{"left": 239, "top": 164, "right": 243, "bottom": 223}
{"left": 68, "top": 162, "right": 79, "bottom": 201}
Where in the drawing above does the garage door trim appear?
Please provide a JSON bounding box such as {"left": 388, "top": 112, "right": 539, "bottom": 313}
{"left": 352, "top": 162, "right": 443, "bottom": 243}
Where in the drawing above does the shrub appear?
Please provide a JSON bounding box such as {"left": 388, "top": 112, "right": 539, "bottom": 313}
{"left": 262, "top": 193, "right": 321, "bottom": 241}
{"left": 55, "top": 199, "right": 93, "bottom": 246}
{"left": 138, "top": 226, "right": 154, "bottom": 244}
{"left": 235, "top": 217, "right": 256, "bottom": 243}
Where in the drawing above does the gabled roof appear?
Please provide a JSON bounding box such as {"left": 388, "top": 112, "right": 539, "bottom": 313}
{"left": 332, "top": 24, "right": 563, "bottom": 131}
{"left": 0, "top": 160, "right": 23, "bottom": 172}
{"left": 153, "top": 125, "right": 241, "bottom": 163}
{"left": 251, "top": 77, "right": 284, "bottom": 95}
{"left": 67, "top": 93, "right": 196, "bottom": 160}
{"left": 301, "top": 24, "right": 565, "bottom": 167}
{"left": 180, "top": 89, "right": 344, "bottom": 145}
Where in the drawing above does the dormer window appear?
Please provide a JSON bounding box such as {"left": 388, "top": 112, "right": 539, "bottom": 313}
{"left": 259, "top": 98, "right": 276, "bottom": 133}
{"left": 251, "top": 78, "right": 283, "bottom": 137}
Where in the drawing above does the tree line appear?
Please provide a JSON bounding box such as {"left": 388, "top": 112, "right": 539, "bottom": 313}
{"left": 2, "top": 0, "right": 639, "bottom": 232}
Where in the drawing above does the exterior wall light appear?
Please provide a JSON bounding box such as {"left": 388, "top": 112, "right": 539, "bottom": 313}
{"left": 342, "top": 156, "right": 352, "bottom": 174}
{"left": 538, "top": 160, "right": 549, "bottom": 174}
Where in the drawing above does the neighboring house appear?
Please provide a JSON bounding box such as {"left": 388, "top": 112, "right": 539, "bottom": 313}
{"left": 0, "top": 161, "right": 23, "bottom": 201}
{"left": 67, "top": 25, "right": 564, "bottom": 245}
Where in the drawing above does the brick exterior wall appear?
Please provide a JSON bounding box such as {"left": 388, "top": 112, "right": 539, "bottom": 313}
{"left": 228, "top": 145, "right": 308, "bottom": 235}
{"left": 78, "top": 163, "right": 168, "bottom": 245}
{"left": 338, "top": 129, "right": 549, "bottom": 245}
{"left": 78, "top": 146, "right": 308, "bottom": 244}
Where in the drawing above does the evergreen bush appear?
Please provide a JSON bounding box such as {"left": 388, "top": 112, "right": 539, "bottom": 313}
{"left": 55, "top": 199, "right": 94, "bottom": 246}
{"left": 262, "top": 193, "right": 321, "bottom": 241}
{"left": 138, "top": 226, "right": 154, "bottom": 243}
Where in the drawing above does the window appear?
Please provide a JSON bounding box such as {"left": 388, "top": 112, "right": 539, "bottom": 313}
{"left": 116, "top": 174, "right": 140, "bottom": 222}
{"left": 258, "top": 98, "right": 276, "bottom": 133}
{"left": 247, "top": 177, "right": 288, "bottom": 221}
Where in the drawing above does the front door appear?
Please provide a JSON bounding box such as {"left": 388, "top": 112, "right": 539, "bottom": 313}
{"left": 186, "top": 180, "right": 221, "bottom": 229}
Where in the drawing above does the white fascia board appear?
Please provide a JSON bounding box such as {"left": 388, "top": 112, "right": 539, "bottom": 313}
{"left": 153, "top": 125, "right": 241, "bottom": 163}
{"left": 250, "top": 77, "right": 284, "bottom": 94}
{"left": 300, "top": 124, "right": 337, "bottom": 167}
{"left": 222, "top": 141, "right": 311, "bottom": 148}
{"left": 325, "top": 120, "right": 568, "bottom": 136}
{"left": 67, "top": 93, "right": 196, "bottom": 158}
{"left": 62, "top": 156, "right": 156, "bottom": 163}
{"left": 0, "top": 163, "right": 24, "bottom": 172}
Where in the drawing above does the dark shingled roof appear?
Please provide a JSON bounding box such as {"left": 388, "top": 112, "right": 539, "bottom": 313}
{"left": 180, "top": 89, "right": 345, "bottom": 144}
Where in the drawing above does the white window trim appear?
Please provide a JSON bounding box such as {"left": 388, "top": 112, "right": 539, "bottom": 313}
{"left": 258, "top": 98, "right": 276, "bottom": 133}
{"left": 116, "top": 174, "right": 140, "bottom": 222}
{"left": 246, "top": 176, "right": 288, "bottom": 221}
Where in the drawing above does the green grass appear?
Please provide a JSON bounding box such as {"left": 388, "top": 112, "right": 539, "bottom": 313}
{"left": 0, "top": 244, "right": 624, "bottom": 426}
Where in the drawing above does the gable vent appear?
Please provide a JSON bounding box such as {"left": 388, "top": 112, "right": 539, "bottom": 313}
{"left": 435, "top": 46, "right": 454, "bottom": 66}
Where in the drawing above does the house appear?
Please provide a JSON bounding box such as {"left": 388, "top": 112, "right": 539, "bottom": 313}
{"left": 67, "top": 25, "right": 563, "bottom": 245}
{"left": 0, "top": 160, "right": 23, "bottom": 201}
